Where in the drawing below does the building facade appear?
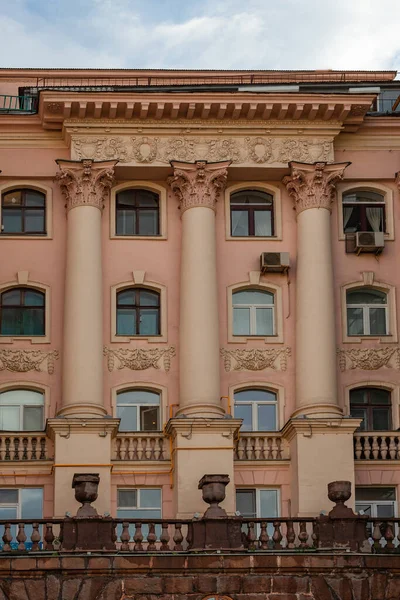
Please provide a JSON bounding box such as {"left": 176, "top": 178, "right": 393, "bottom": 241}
{"left": 0, "top": 68, "right": 400, "bottom": 525}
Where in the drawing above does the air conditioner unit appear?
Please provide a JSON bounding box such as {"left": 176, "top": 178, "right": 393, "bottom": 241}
{"left": 355, "top": 231, "right": 384, "bottom": 255}
{"left": 260, "top": 252, "right": 290, "bottom": 273}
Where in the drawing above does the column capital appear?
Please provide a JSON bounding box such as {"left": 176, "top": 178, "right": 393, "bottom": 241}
{"left": 283, "top": 161, "right": 350, "bottom": 215}
{"left": 167, "top": 160, "right": 231, "bottom": 214}
{"left": 55, "top": 159, "right": 117, "bottom": 211}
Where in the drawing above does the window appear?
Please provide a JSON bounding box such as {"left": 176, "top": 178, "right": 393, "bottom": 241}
{"left": 343, "top": 190, "right": 385, "bottom": 234}
{"left": 117, "top": 488, "right": 162, "bottom": 538}
{"left": 116, "top": 189, "right": 159, "bottom": 236}
{"left": 0, "top": 390, "right": 44, "bottom": 431}
{"left": 0, "top": 288, "right": 45, "bottom": 336}
{"left": 346, "top": 289, "right": 387, "bottom": 336}
{"left": 355, "top": 487, "right": 396, "bottom": 539}
{"left": 350, "top": 388, "right": 391, "bottom": 431}
{"left": 233, "top": 289, "right": 274, "bottom": 336}
{"left": 116, "top": 390, "right": 160, "bottom": 432}
{"left": 230, "top": 190, "right": 274, "bottom": 237}
{"left": 1, "top": 189, "right": 46, "bottom": 235}
{"left": 0, "top": 488, "right": 43, "bottom": 549}
{"left": 234, "top": 389, "right": 277, "bottom": 431}
{"left": 236, "top": 488, "right": 279, "bottom": 538}
{"left": 116, "top": 288, "right": 160, "bottom": 336}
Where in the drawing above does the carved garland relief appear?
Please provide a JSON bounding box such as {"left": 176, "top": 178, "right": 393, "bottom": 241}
{"left": 0, "top": 349, "right": 59, "bottom": 374}
{"left": 337, "top": 347, "right": 400, "bottom": 371}
{"left": 72, "top": 135, "right": 333, "bottom": 166}
{"left": 220, "top": 347, "right": 291, "bottom": 372}
{"left": 104, "top": 346, "right": 176, "bottom": 372}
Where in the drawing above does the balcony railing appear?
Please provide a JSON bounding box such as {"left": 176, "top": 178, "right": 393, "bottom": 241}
{"left": 0, "top": 95, "right": 38, "bottom": 113}
{"left": 0, "top": 433, "right": 53, "bottom": 461}
{"left": 235, "top": 432, "right": 289, "bottom": 460}
{"left": 354, "top": 432, "right": 400, "bottom": 460}
{"left": 113, "top": 432, "right": 170, "bottom": 461}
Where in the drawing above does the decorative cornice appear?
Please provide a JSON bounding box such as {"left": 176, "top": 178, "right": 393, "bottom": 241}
{"left": 337, "top": 346, "right": 400, "bottom": 371}
{"left": 167, "top": 160, "right": 231, "bottom": 213}
{"left": 220, "top": 347, "right": 291, "bottom": 372}
{"left": 283, "top": 161, "right": 350, "bottom": 215}
{"left": 282, "top": 417, "right": 362, "bottom": 442}
{"left": 55, "top": 159, "right": 117, "bottom": 211}
{"left": 0, "top": 349, "right": 59, "bottom": 374}
{"left": 71, "top": 135, "right": 334, "bottom": 166}
{"left": 103, "top": 346, "right": 176, "bottom": 372}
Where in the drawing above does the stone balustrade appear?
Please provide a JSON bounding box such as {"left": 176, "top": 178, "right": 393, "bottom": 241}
{"left": 354, "top": 432, "right": 400, "bottom": 460}
{"left": 234, "top": 432, "right": 289, "bottom": 460}
{"left": 0, "top": 433, "right": 53, "bottom": 461}
{"left": 113, "top": 433, "right": 170, "bottom": 461}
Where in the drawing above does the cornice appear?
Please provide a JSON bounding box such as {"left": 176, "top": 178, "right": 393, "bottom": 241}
{"left": 165, "top": 417, "right": 243, "bottom": 437}
{"left": 281, "top": 417, "right": 362, "bottom": 442}
{"left": 46, "top": 418, "right": 120, "bottom": 440}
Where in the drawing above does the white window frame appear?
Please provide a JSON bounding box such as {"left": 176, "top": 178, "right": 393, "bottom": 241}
{"left": 0, "top": 488, "right": 43, "bottom": 531}
{"left": 232, "top": 290, "right": 275, "bottom": 337}
{"left": 234, "top": 389, "right": 278, "bottom": 431}
{"left": 236, "top": 488, "right": 280, "bottom": 518}
{"left": 0, "top": 389, "right": 45, "bottom": 432}
{"left": 347, "top": 292, "right": 388, "bottom": 337}
{"left": 116, "top": 389, "right": 161, "bottom": 432}
{"left": 117, "top": 487, "right": 162, "bottom": 517}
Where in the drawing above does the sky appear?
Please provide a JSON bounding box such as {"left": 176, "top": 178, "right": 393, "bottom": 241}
{"left": 2, "top": 0, "right": 400, "bottom": 72}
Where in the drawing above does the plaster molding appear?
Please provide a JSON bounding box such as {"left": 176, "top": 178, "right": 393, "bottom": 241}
{"left": 283, "top": 161, "right": 350, "bottom": 215}
{"left": 103, "top": 346, "right": 176, "bottom": 372}
{"left": 337, "top": 346, "right": 400, "bottom": 371}
{"left": 46, "top": 418, "right": 120, "bottom": 441}
{"left": 165, "top": 417, "right": 242, "bottom": 438}
{"left": 167, "top": 160, "right": 231, "bottom": 213}
{"left": 55, "top": 159, "right": 117, "bottom": 211}
{"left": 220, "top": 347, "right": 291, "bottom": 372}
{"left": 71, "top": 135, "right": 334, "bottom": 167}
{"left": 0, "top": 349, "right": 59, "bottom": 374}
{"left": 281, "top": 417, "right": 362, "bottom": 442}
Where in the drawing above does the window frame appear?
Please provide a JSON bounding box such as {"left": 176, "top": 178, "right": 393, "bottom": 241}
{"left": 232, "top": 289, "right": 275, "bottom": 337}
{"left": 115, "top": 188, "right": 160, "bottom": 237}
{"left": 349, "top": 387, "right": 392, "bottom": 431}
{"left": 0, "top": 182, "right": 53, "bottom": 240}
{"left": 116, "top": 288, "right": 161, "bottom": 337}
{"left": 235, "top": 488, "right": 280, "bottom": 518}
{"left": 0, "top": 488, "right": 44, "bottom": 549}
{"left": 0, "top": 389, "right": 45, "bottom": 432}
{"left": 341, "top": 279, "right": 397, "bottom": 344}
{"left": 0, "top": 287, "right": 46, "bottom": 338}
{"left": 111, "top": 280, "right": 167, "bottom": 343}
{"left": 224, "top": 182, "right": 282, "bottom": 241}
{"left": 337, "top": 183, "right": 394, "bottom": 241}
{"left": 233, "top": 388, "right": 278, "bottom": 432}
{"left": 346, "top": 288, "right": 388, "bottom": 337}
{"left": 110, "top": 182, "right": 167, "bottom": 240}
{"left": 117, "top": 487, "right": 162, "bottom": 518}
{"left": 230, "top": 189, "right": 274, "bottom": 238}
{"left": 116, "top": 388, "right": 161, "bottom": 432}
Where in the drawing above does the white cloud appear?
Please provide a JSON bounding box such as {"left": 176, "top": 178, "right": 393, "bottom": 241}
{"left": 1, "top": 0, "right": 399, "bottom": 72}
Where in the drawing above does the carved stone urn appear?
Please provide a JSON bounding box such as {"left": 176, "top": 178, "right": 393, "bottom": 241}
{"left": 72, "top": 473, "right": 100, "bottom": 517}
{"left": 198, "top": 474, "right": 230, "bottom": 518}
{"left": 327, "top": 480, "right": 354, "bottom": 517}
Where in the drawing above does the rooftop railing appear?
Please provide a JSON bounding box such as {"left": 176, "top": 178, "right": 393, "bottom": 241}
{"left": 0, "top": 95, "right": 38, "bottom": 113}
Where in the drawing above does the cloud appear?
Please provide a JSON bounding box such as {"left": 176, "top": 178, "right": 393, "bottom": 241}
{"left": 1, "top": 0, "right": 399, "bottom": 72}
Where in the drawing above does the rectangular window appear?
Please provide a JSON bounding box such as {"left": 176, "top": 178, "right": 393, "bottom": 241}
{"left": 0, "top": 488, "right": 43, "bottom": 549}
{"left": 117, "top": 488, "right": 162, "bottom": 540}
{"left": 355, "top": 487, "right": 397, "bottom": 541}
{"left": 236, "top": 488, "right": 279, "bottom": 539}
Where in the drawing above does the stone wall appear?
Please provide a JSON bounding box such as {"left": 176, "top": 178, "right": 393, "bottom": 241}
{"left": 0, "top": 554, "right": 399, "bottom": 600}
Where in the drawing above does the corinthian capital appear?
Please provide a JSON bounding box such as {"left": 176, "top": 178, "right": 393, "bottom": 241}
{"left": 283, "top": 161, "right": 350, "bottom": 215}
{"left": 55, "top": 159, "right": 118, "bottom": 211}
{"left": 167, "top": 160, "right": 231, "bottom": 214}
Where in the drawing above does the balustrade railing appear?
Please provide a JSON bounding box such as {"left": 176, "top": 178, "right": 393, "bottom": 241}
{"left": 113, "top": 433, "right": 170, "bottom": 461}
{"left": 354, "top": 432, "right": 400, "bottom": 460}
{"left": 235, "top": 433, "right": 289, "bottom": 460}
{"left": 0, "top": 95, "right": 38, "bottom": 113}
{"left": 0, "top": 434, "right": 53, "bottom": 461}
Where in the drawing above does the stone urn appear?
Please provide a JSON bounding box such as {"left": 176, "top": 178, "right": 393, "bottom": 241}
{"left": 72, "top": 473, "right": 100, "bottom": 517}
{"left": 327, "top": 480, "right": 353, "bottom": 517}
{"left": 198, "top": 474, "right": 230, "bottom": 518}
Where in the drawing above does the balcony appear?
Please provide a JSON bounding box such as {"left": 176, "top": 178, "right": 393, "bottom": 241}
{"left": 113, "top": 432, "right": 170, "bottom": 461}
{"left": 235, "top": 432, "right": 289, "bottom": 460}
{"left": 0, "top": 433, "right": 53, "bottom": 461}
{"left": 0, "top": 95, "right": 38, "bottom": 114}
{"left": 354, "top": 432, "right": 400, "bottom": 460}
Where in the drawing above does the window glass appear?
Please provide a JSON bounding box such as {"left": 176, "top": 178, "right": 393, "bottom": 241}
{"left": 116, "top": 288, "right": 160, "bottom": 336}
{"left": 259, "top": 490, "right": 278, "bottom": 517}
{"left": 23, "top": 406, "right": 44, "bottom": 431}
{"left": 234, "top": 389, "right": 277, "bottom": 431}
{"left": 343, "top": 191, "right": 385, "bottom": 234}
{"left": 116, "top": 189, "right": 159, "bottom": 236}
{"left": 0, "top": 390, "right": 44, "bottom": 431}
{"left": 233, "top": 290, "right": 274, "bottom": 305}
{"left": 347, "top": 308, "right": 364, "bottom": 335}
{"left": 235, "top": 389, "right": 276, "bottom": 402}
{"left": 0, "top": 489, "right": 18, "bottom": 503}
{"left": 347, "top": 289, "right": 386, "bottom": 304}
{"left": 234, "top": 404, "right": 252, "bottom": 431}
{"left": 118, "top": 489, "right": 137, "bottom": 507}
{"left": 256, "top": 308, "right": 273, "bottom": 335}
{"left": 0, "top": 288, "right": 45, "bottom": 336}
{"left": 231, "top": 211, "right": 249, "bottom": 236}
{"left": 254, "top": 211, "right": 272, "bottom": 236}
{"left": 346, "top": 288, "right": 388, "bottom": 337}
{"left": 356, "top": 487, "right": 396, "bottom": 502}
{"left": 1, "top": 189, "right": 46, "bottom": 234}
{"left": 233, "top": 307, "right": 250, "bottom": 335}
{"left": 258, "top": 405, "right": 277, "bottom": 430}
{"left": 117, "top": 390, "right": 160, "bottom": 432}
{"left": 140, "top": 406, "right": 159, "bottom": 431}
{"left": 140, "top": 488, "right": 161, "bottom": 508}
{"left": 21, "top": 488, "right": 43, "bottom": 519}
{"left": 369, "top": 308, "right": 386, "bottom": 335}
{"left": 117, "top": 406, "right": 138, "bottom": 432}
{"left": 230, "top": 190, "right": 274, "bottom": 237}
{"left": 236, "top": 490, "right": 256, "bottom": 518}
{"left": 117, "top": 390, "right": 160, "bottom": 405}
{"left": 350, "top": 388, "right": 391, "bottom": 431}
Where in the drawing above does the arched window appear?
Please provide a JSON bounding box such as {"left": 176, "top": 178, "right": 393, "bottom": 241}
{"left": 350, "top": 388, "right": 391, "bottom": 431}
{"left": 234, "top": 389, "right": 277, "bottom": 431}
{"left": 0, "top": 288, "right": 45, "bottom": 336}
{"left": 1, "top": 189, "right": 46, "bottom": 235}
{"left": 343, "top": 190, "right": 385, "bottom": 234}
{"left": 116, "top": 288, "right": 160, "bottom": 336}
{"left": 117, "top": 389, "right": 160, "bottom": 431}
{"left": 0, "top": 390, "right": 44, "bottom": 431}
{"left": 233, "top": 289, "right": 274, "bottom": 336}
{"left": 230, "top": 190, "right": 274, "bottom": 237}
{"left": 116, "top": 189, "right": 159, "bottom": 236}
{"left": 346, "top": 288, "right": 387, "bottom": 336}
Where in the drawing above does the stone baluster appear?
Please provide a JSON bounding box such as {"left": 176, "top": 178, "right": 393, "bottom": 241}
{"left": 44, "top": 524, "right": 55, "bottom": 550}
{"left": 381, "top": 437, "right": 388, "bottom": 460}
{"left": 372, "top": 436, "right": 380, "bottom": 459}
{"left": 389, "top": 436, "right": 397, "bottom": 459}
{"left": 173, "top": 523, "right": 184, "bottom": 551}
{"left": 272, "top": 521, "right": 283, "bottom": 549}
{"left": 134, "top": 523, "right": 144, "bottom": 551}
{"left": 120, "top": 522, "right": 130, "bottom": 551}
{"left": 354, "top": 436, "right": 362, "bottom": 459}
{"left": 259, "top": 522, "right": 269, "bottom": 549}
{"left": 160, "top": 523, "right": 170, "bottom": 551}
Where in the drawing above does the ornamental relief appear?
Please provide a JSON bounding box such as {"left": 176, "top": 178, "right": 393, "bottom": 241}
{"left": 337, "top": 347, "right": 400, "bottom": 372}
{"left": 104, "top": 346, "right": 176, "bottom": 372}
{"left": 220, "top": 347, "right": 291, "bottom": 372}
{"left": 72, "top": 135, "right": 333, "bottom": 166}
{"left": 0, "top": 349, "right": 59, "bottom": 374}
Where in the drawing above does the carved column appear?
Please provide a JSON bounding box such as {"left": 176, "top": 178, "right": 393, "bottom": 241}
{"left": 56, "top": 159, "right": 117, "bottom": 416}
{"left": 168, "top": 160, "right": 230, "bottom": 416}
{"left": 284, "top": 161, "right": 349, "bottom": 417}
